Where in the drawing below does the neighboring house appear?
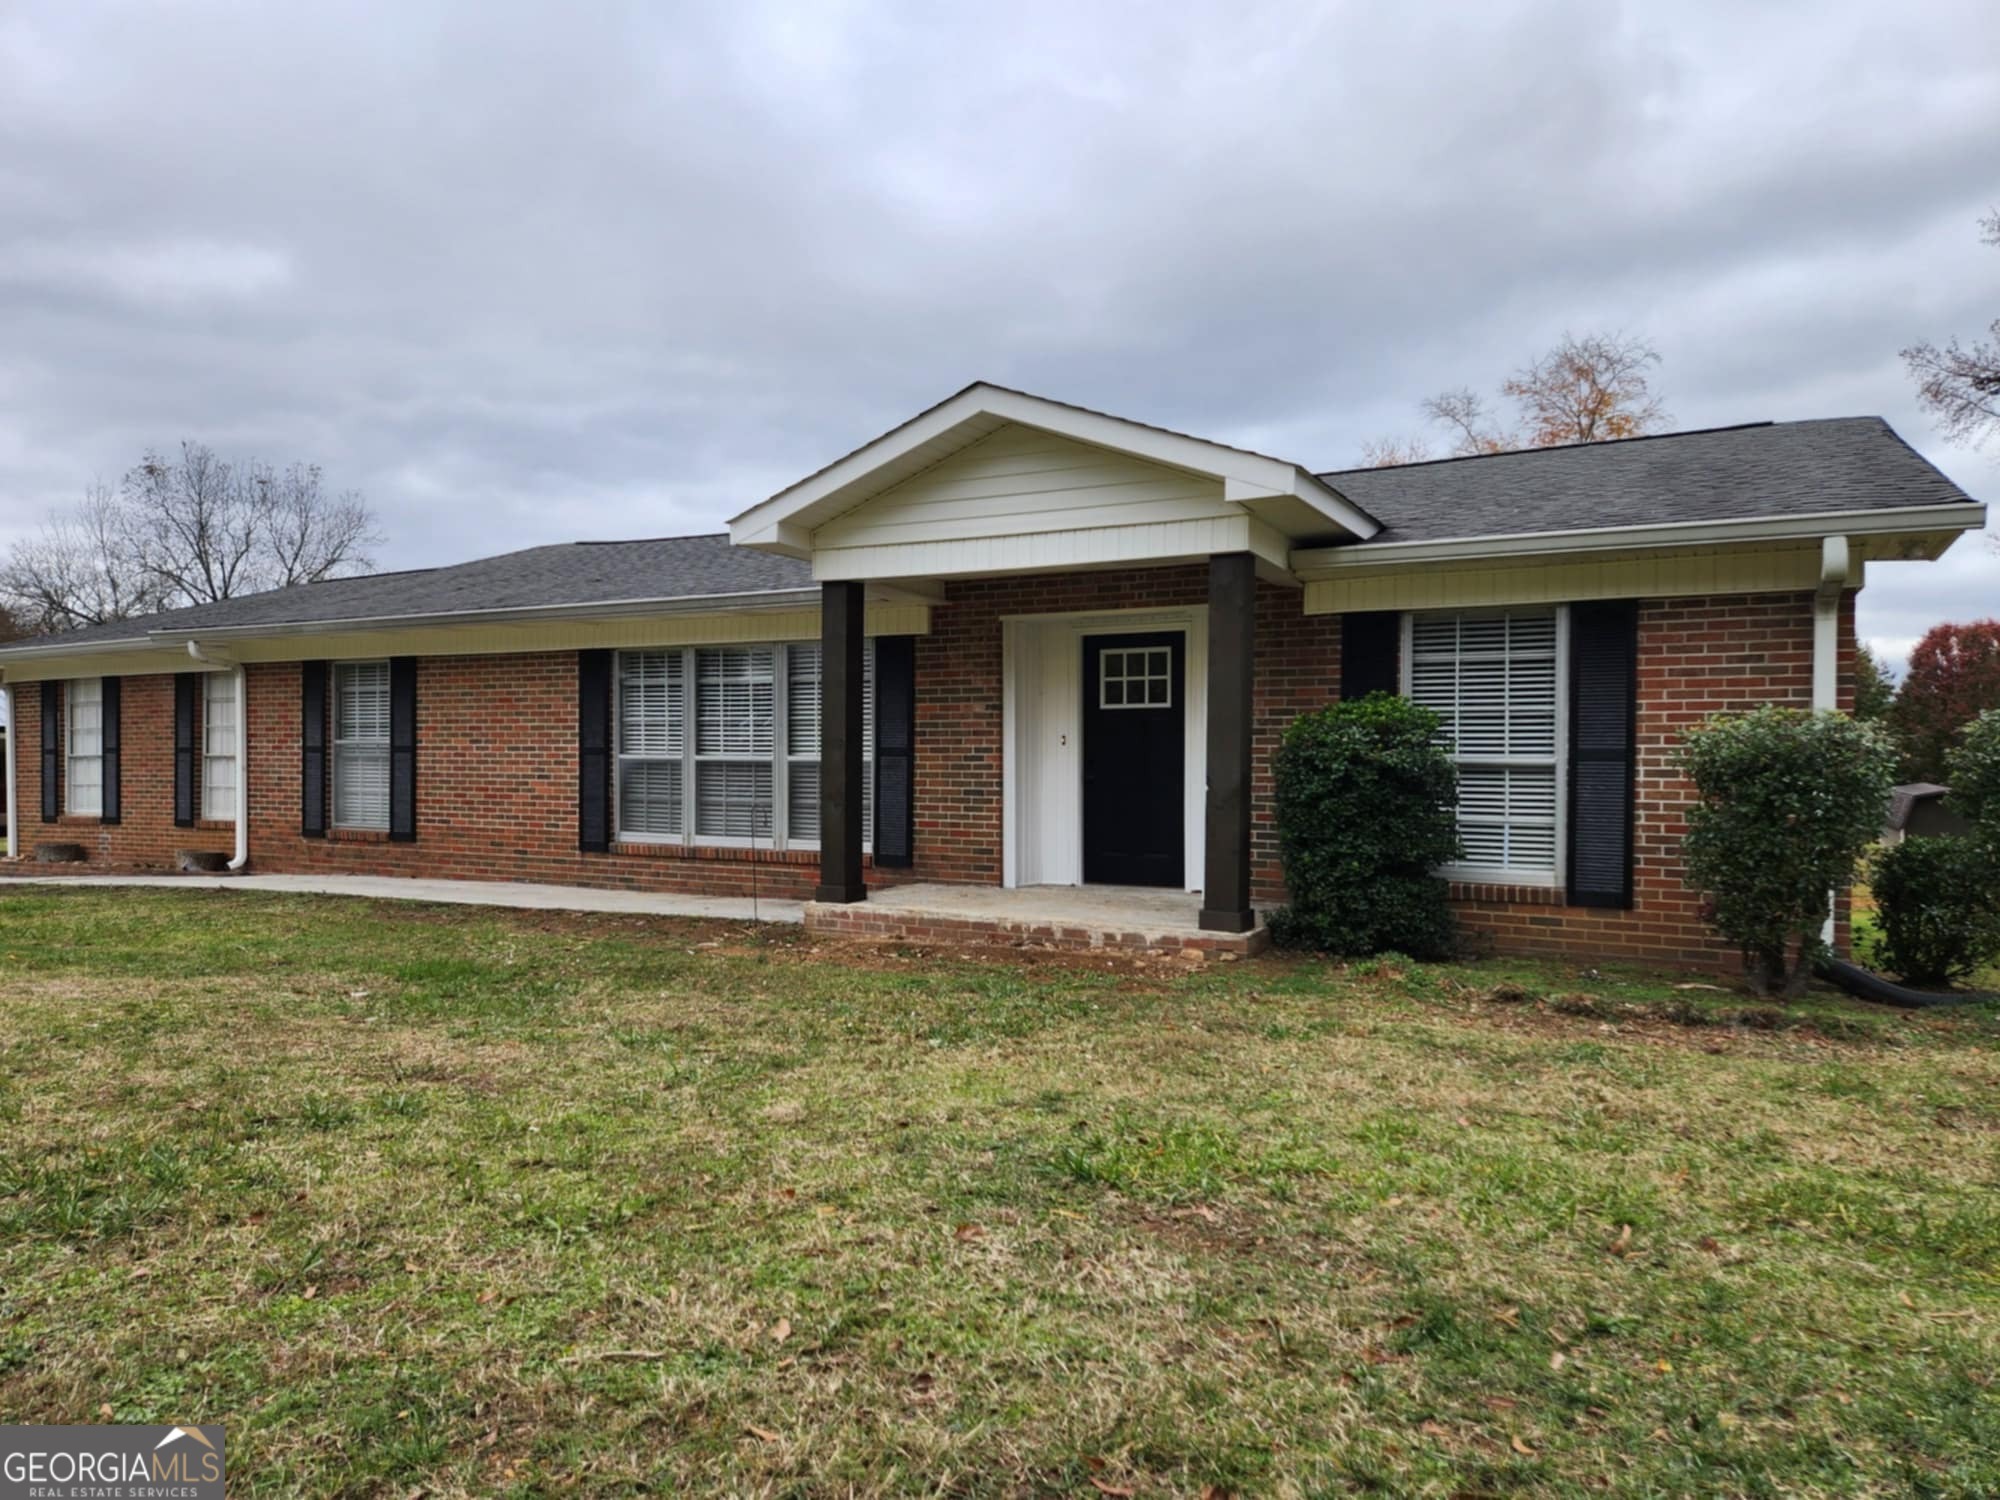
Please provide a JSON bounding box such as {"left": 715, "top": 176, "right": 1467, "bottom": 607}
{"left": 0, "top": 383, "right": 1984, "bottom": 965}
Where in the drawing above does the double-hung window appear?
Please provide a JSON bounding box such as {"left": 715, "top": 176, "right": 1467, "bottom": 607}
{"left": 784, "top": 641, "right": 873, "bottom": 845}
{"left": 332, "top": 661, "right": 392, "bottom": 830}
{"left": 203, "top": 673, "right": 238, "bottom": 819}
{"left": 66, "top": 677, "right": 104, "bottom": 816}
{"left": 612, "top": 641, "right": 872, "bottom": 849}
{"left": 1406, "top": 608, "right": 1564, "bottom": 881}
{"left": 617, "top": 649, "right": 686, "bottom": 839}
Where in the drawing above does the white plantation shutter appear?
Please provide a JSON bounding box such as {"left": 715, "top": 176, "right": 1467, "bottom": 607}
{"left": 67, "top": 677, "right": 104, "bottom": 816}
{"left": 333, "top": 661, "right": 392, "bottom": 829}
{"left": 784, "top": 641, "right": 873, "bottom": 845}
{"left": 203, "top": 672, "right": 238, "bottom": 816}
{"left": 1408, "top": 609, "right": 1562, "bottom": 878}
{"left": 696, "top": 646, "right": 775, "bottom": 839}
{"left": 617, "top": 650, "right": 685, "bottom": 837}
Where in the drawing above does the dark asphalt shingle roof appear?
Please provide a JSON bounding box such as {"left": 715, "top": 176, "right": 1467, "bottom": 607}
{"left": 1319, "top": 416, "right": 1974, "bottom": 544}
{"left": 17, "top": 535, "right": 813, "bottom": 648}
{"left": 6, "top": 415, "right": 1977, "bottom": 652}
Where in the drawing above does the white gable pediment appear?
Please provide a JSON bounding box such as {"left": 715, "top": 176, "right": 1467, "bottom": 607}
{"left": 728, "top": 383, "right": 1378, "bottom": 580}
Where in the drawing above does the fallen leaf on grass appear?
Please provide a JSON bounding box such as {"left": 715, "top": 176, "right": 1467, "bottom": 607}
{"left": 1549, "top": 1351, "right": 1567, "bottom": 1370}
{"left": 744, "top": 1425, "right": 780, "bottom": 1443}
{"left": 1419, "top": 1420, "right": 1451, "bottom": 1438}
{"left": 1511, "top": 1435, "right": 1537, "bottom": 1457}
{"left": 1089, "top": 1481, "right": 1134, "bottom": 1497}
{"left": 302, "top": 1284, "right": 318, "bottom": 1300}
{"left": 1607, "top": 1224, "right": 1632, "bottom": 1256}
{"left": 770, "top": 1317, "right": 791, "bottom": 1344}
{"left": 476, "top": 1289, "right": 498, "bottom": 1305}
{"left": 953, "top": 1223, "right": 985, "bottom": 1242}
{"left": 98, "top": 1404, "right": 113, "bottom": 1419}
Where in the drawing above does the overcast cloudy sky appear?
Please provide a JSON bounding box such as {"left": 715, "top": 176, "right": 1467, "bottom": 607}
{"left": 1, "top": 0, "right": 1994, "bottom": 667}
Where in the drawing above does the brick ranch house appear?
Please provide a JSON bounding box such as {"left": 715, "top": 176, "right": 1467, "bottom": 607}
{"left": 0, "top": 384, "right": 1985, "bottom": 962}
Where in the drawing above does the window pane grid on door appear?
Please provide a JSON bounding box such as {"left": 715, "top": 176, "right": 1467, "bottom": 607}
{"left": 203, "top": 673, "right": 238, "bottom": 816}
{"left": 1408, "top": 609, "right": 1562, "bottom": 878}
{"left": 1098, "top": 645, "right": 1172, "bottom": 708}
{"left": 333, "top": 661, "right": 391, "bottom": 830}
{"left": 67, "top": 677, "right": 104, "bottom": 816}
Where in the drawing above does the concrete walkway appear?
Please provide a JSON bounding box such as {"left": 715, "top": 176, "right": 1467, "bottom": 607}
{"left": 0, "top": 872, "right": 804, "bottom": 924}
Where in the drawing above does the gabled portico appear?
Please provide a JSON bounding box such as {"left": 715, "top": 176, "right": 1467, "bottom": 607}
{"left": 729, "top": 381, "right": 1380, "bottom": 935}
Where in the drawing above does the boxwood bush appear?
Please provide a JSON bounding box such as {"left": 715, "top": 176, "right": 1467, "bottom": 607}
{"left": 1676, "top": 707, "right": 1897, "bottom": 997}
{"left": 1270, "top": 693, "right": 1460, "bottom": 958}
{"left": 1871, "top": 707, "right": 2000, "bottom": 986}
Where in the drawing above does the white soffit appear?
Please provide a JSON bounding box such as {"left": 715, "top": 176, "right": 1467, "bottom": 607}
{"left": 728, "top": 381, "right": 1380, "bottom": 558}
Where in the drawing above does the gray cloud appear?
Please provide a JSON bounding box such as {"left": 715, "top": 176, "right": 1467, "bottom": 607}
{"left": 0, "top": 0, "right": 1994, "bottom": 666}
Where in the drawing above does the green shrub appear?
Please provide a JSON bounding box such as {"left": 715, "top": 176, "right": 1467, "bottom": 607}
{"left": 1270, "top": 693, "right": 1460, "bottom": 959}
{"left": 1871, "top": 707, "right": 2000, "bottom": 987}
{"left": 1676, "top": 708, "right": 1897, "bottom": 997}
{"left": 1870, "top": 837, "right": 2000, "bottom": 986}
{"left": 1945, "top": 707, "right": 2000, "bottom": 832}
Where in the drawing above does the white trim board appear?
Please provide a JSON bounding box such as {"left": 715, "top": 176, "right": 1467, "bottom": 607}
{"left": 1002, "top": 605, "right": 1207, "bottom": 891}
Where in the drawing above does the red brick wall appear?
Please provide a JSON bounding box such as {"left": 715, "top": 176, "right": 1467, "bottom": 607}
{"left": 10, "top": 676, "right": 235, "bottom": 866}
{"left": 905, "top": 565, "right": 1341, "bottom": 889}
{"left": 1449, "top": 590, "right": 1858, "bottom": 967}
{"left": 4, "top": 582, "right": 1860, "bottom": 972}
{"left": 242, "top": 655, "right": 830, "bottom": 899}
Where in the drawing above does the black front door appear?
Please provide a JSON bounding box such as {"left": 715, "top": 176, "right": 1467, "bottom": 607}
{"left": 1082, "top": 631, "right": 1185, "bottom": 886}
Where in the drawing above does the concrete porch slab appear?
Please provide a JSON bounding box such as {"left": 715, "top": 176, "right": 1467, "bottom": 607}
{"left": 804, "top": 881, "right": 1270, "bottom": 957}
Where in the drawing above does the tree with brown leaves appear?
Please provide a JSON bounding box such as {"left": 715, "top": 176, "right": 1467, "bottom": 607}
{"left": 1361, "top": 331, "right": 1670, "bottom": 463}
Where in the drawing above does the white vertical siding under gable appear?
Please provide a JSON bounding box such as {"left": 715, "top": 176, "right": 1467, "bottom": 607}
{"left": 812, "top": 425, "right": 1236, "bottom": 550}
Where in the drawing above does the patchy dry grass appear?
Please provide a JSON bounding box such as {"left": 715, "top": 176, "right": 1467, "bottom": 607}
{"left": 1, "top": 888, "right": 1997, "bottom": 1497}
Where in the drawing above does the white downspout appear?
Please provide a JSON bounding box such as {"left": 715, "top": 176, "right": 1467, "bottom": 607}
{"left": 187, "top": 644, "right": 250, "bottom": 871}
{"left": 1812, "top": 535, "right": 1849, "bottom": 712}
{"left": 1815, "top": 536, "right": 1851, "bottom": 946}
{"left": 3, "top": 680, "right": 17, "bottom": 861}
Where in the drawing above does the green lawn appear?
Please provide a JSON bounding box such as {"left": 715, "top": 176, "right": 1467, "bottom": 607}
{"left": 2, "top": 888, "right": 1997, "bottom": 1497}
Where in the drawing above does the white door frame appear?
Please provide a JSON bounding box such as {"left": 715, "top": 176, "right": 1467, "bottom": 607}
{"left": 1002, "top": 604, "right": 1207, "bottom": 889}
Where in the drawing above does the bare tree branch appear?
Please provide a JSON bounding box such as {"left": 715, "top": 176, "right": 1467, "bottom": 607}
{"left": 0, "top": 445, "right": 379, "bottom": 634}
{"left": 1357, "top": 434, "right": 1433, "bottom": 468}
{"left": 1901, "top": 211, "right": 2000, "bottom": 452}
{"left": 1420, "top": 387, "right": 1515, "bottom": 456}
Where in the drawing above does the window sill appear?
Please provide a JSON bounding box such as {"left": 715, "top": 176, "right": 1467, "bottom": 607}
{"left": 56, "top": 814, "right": 104, "bottom": 827}
{"left": 328, "top": 827, "right": 391, "bottom": 844}
{"left": 1447, "top": 878, "right": 1564, "bottom": 907}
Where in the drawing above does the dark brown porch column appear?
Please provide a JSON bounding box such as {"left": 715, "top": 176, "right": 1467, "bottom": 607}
{"left": 1200, "top": 551, "right": 1256, "bottom": 932}
{"left": 816, "top": 579, "right": 868, "bottom": 903}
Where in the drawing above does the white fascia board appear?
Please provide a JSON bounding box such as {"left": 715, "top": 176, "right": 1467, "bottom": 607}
{"left": 731, "top": 382, "right": 1380, "bottom": 547}
{"left": 1288, "top": 501, "right": 1988, "bottom": 575}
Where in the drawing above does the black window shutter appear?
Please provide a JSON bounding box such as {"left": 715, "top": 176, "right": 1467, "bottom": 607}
{"left": 1340, "top": 611, "right": 1402, "bottom": 700}
{"left": 578, "top": 650, "right": 613, "bottom": 852}
{"left": 99, "top": 676, "right": 122, "bottom": 824}
{"left": 301, "top": 661, "right": 329, "bottom": 838}
{"left": 873, "top": 635, "right": 916, "bottom": 868}
{"left": 1566, "top": 600, "right": 1640, "bottom": 909}
{"left": 40, "top": 681, "right": 59, "bottom": 823}
{"left": 389, "top": 657, "right": 418, "bottom": 843}
{"left": 174, "top": 675, "right": 199, "bottom": 826}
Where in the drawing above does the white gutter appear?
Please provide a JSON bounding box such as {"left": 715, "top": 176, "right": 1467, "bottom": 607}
{"left": 141, "top": 587, "right": 824, "bottom": 640}
{"left": 3, "top": 681, "right": 16, "bottom": 861}
{"left": 1289, "top": 501, "right": 1987, "bottom": 574}
{"left": 188, "top": 643, "right": 250, "bottom": 871}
